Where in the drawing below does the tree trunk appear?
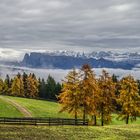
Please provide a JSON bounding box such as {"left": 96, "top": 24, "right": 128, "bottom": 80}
{"left": 94, "top": 115, "right": 97, "bottom": 126}
{"left": 91, "top": 115, "right": 97, "bottom": 125}
{"left": 83, "top": 106, "right": 86, "bottom": 125}
{"left": 126, "top": 115, "right": 129, "bottom": 124}
{"left": 75, "top": 110, "right": 77, "bottom": 125}
{"left": 101, "top": 104, "right": 104, "bottom": 126}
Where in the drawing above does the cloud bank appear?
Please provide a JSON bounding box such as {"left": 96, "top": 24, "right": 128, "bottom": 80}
{"left": 0, "top": 0, "right": 140, "bottom": 52}
{"left": 0, "top": 65, "right": 140, "bottom": 82}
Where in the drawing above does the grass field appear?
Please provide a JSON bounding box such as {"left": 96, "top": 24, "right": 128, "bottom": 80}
{"left": 0, "top": 124, "right": 139, "bottom": 140}
{"left": 1, "top": 95, "right": 70, "bottom": 118}
{"left": 0, "top": 98, "right": 23, "bottom": 117}
{"left": 0, "top": 95, "right": 140, "bottom": 125}
{"left": 112, "top": 114, "right": 140, "bottom": 125}
{"left": 0, "top": 95, "right": 140, "bottom": 140}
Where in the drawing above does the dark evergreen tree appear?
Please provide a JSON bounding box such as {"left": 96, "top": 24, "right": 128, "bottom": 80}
{"left": 112, "top": 74, "right": 121, "bottom": 111}
{"left": 22, "top": 72, "right": 28, "bottom": 97}
{"left": 38, "top": 78, "right": 41, "bottom": 97}
{"left": 55, "top": 82, "right": 62, "bottom": 96}
{"left": 112, "top": 74, "right": 118, "bottom": 83}
{"left": 39, "top": 78, "right": 47, "bottom": 98}
{"left": 46, "top": 75, "right": 57, "bottom": 100}
{"left": 3, "top": 75, "right": 11, "bottom": 95}
{"left": 5, "top": 75, "right": 11, "bottom": 88}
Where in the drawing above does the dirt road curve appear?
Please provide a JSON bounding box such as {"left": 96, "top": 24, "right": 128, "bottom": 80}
{"left": 0, "top": 96, "right": 32, "bottom": 117}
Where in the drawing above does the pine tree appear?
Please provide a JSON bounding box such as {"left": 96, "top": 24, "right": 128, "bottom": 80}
{"left": 55, "top": 82, "right": 62, "bottom": 97}
{"left": 58, "top": 69, "right": 81, "bottom": 122}
{"left": 22, "top": 72, "right": 28, "bottom": 97}
{"left": 80, "top": 64, "right": 99, "bottom": 125}
{"left": 98, "top": 70, "right": 116, "bottom": 126}
{"left": 112, "top": 74, "right": 121, "bottom": 111}
{"left": 4, "top": 74, "right": 11, "bottom": 95}
{"left": 5, "top": 75, "right": 10, "bottom": 87}
{"left": 112, "top": 74, "right": 118, "bottom": 83}
{"left": 38, "top": 78, "right": 42, "bottom": 97}
{"left": 38, "top": 78, "right": 46, "bottom": 98}
{"left": 118, "top": 75, "right": 140, "bottom": 124}
{"left": 46, "top": 75, "right": 57, "bottom": 100}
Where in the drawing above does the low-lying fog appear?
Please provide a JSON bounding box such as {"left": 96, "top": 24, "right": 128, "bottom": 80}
{"left": 0, "top": 65, "right": 140, "bottom": 82}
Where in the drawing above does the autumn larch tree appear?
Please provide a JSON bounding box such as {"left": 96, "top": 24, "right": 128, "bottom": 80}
{"left": 137, "top": 80, "right": 140, "bottom": 95}
{"left": 118, "top": 75, "right": 140, "bottom": 124}
{"left": 80, "top": 64, "right": 99, "bottom": 125}
{"left": 98, "top": 70, "right": 116, "bottom": 126}
{"left": 11, "top": 74, "right": 24, "bottom": 97}
{"left": 58, "top": 68, "right": 81, "bottom": 123}
{"left": 0, "top": 78, "right": 5, "bottom": 94}
{"left": 27, "top": 73, "right": 39, "bottom": 98}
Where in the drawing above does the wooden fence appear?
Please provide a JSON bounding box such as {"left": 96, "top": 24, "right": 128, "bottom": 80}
{"left": 0, "top": 117, "right": 88, "bottom": 126}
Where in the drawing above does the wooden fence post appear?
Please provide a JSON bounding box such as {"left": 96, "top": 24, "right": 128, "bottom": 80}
{"left": 49, "top": 118, "right": 50, "bottom": 126}
{"left": 0, "top": 117, "right": 89, "bottom": 126}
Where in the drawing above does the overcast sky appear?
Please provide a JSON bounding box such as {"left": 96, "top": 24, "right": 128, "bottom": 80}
{"left": 0, "top": 0, "right": 140, "bottom": 52}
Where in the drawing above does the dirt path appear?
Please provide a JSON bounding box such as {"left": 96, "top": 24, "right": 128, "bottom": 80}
{"left": 0, "top": 96, "right": 32, "bottom": 117}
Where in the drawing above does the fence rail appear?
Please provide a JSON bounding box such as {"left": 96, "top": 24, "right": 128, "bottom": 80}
{"left": 0, "top": 117, "right": 88, "bottom": 126}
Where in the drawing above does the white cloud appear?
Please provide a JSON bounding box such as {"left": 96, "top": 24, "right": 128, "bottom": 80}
{"left": 111, "top": 4, "right": 134, "bottom": 12}
{"left": 21, "top": 9, "right": 42, "bottom": 16}
{"left": 0, "top": 0, "right": 140, "bottom": 51}
{"left": 0, "top": 48, "right": 23, "bottom": 61}
{"left": 0, "top": 48, "right": 47, "bottom": 61}
{"left": 47, "top": 1, "right": 69, "bottom": 9}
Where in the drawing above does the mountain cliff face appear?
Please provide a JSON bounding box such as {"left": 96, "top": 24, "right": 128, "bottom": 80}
{"left": 21, "top": 52, "right": 138, "bottom": 70}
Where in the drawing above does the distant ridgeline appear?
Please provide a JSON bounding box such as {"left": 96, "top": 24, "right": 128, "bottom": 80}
{"left": 20, "top": 52, "right": 140, "bottom": 70}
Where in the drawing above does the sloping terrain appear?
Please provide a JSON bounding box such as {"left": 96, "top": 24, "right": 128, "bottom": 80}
{"left": 0, "top": 97, "right": 23, "bottom": 117}
{"left": 0, "top": 96, "right": 32, "bottom": 117}
{"left": 0, "top": 95, "right": 140, "bottom": 125}
{"left": 0, "top": 95, "right": 70, "bottom": 118}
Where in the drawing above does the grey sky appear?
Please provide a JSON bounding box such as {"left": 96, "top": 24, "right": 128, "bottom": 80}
{"left": 0, "top": 0, "right": 140, "bottom": 52}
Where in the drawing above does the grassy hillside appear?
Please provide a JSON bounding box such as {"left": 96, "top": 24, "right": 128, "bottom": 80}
{"left": 112, "top": 114, "right": 140, "bottom": 125}
{"left": 1, "top": 95, "right": 70, "bottom": 118}
{"left": 0, "top": 124, "right": 139, "bottom": 140}
{"left": 0, "top": 98, "right": 23, "bottom": 117}
{"left": 0, "top": 95, "right": 140, "bottom": 125}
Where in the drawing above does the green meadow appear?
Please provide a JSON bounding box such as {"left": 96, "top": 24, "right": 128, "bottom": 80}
{"left": 0, "top": 124, "right": 139, "bottom": 140}
{"left": 0, "top": 95, "right": 140, "bottom": 140}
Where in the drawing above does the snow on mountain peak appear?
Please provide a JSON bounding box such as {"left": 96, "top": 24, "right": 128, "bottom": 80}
{"left": 36, "top": 50, "right": 140, "bottom": 61}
